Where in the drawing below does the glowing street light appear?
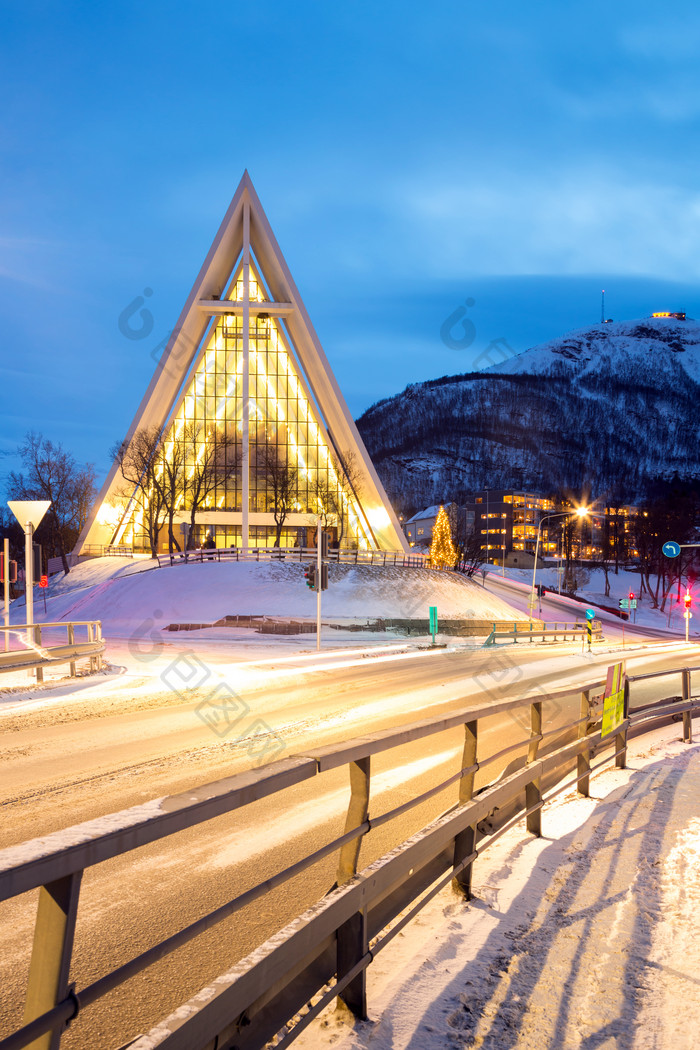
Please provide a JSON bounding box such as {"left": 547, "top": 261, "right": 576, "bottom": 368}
{"left": 529, "top": 507, "right": 589, "bottom": 622}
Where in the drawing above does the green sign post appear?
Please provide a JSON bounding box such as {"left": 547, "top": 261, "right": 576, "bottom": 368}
{"left": 429, "top": 606, "right": 438, "bottom": 645}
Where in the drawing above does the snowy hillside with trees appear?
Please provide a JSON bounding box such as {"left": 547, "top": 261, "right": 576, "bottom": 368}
{"left": 356, "top": 316, "right": 700, "bottom": 513}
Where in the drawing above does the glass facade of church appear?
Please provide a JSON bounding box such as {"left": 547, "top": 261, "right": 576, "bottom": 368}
{"left": 119, "top": 268, "right": 372, "bottom": 552}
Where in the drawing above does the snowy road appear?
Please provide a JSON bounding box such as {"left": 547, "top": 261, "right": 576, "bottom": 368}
{"left": 0, "top": 639, "right": 696, "bottom": 1048}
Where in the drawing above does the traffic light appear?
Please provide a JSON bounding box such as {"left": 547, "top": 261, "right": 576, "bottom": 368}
{"left": 304, "top": 564, "right": 317, "bottom": 590}
{"left": 320, "top": 563, "right": 328, "bottom": 591}
{"left": 628, "top": 591, "right": 635, "bottom": 601}
{"left": 536, "top": 584, "right": 547, "bottom": 597}
{"left": 684, "top": 591, "right": 692, "bottom": 610}
{"left": 320, "top": 531, "right": 330, "bottom": 561}
{"left": 32, "top": 543, "right": 42, "bottom": 579}
{"left": 0, "top": 554, "right": 18, "bottom": 584}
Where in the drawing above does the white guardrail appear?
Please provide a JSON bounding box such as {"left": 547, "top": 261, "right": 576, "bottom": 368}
{"left": 0, "top": 621, "right": 104, "bottom": 681}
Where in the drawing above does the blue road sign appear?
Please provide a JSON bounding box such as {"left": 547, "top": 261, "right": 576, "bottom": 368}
{"left": 585, "top": 608, "right": 596, "bottom": 620}
{"left": 662, "top": 541, "right": 681, "bottom": 558}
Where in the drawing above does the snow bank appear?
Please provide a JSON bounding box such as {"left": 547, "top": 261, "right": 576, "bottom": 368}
{"left": 493, "top": 564, "right": 697, "bottom": 636}
{"left": 291, "top": 725, "right": 700, "bottom": 1050}
{"left": 19, "top": 558, "right": 527, "bottom": 637}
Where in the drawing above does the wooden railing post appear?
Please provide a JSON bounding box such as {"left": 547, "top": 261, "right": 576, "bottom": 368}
{"left": 526, "top": 701, "right": 542, "bottom": 836}
{"left": 615, "top": 679, "right": 629, "bottom": 769}
{"left": 67, "top": 624, "right": 76, "bottom": 678}
{"left": 87, "top": 622, "right": 96, "bottom": 673}
{"left": 23, "top": 872, "right": 82, "bottom": 1050}
{"left": 577, "top": 689, "right": 591, "bottom": 796}
{"left": 337, "top": 758, "right": 370, "bottom": 885}
{"left": 336, "top": 758, "right": 370, "bottom": 1019}
{"left": 453, "top": 719, "right": 478, "bottom": 898}
{"left": 35, "top": 625, "right": 44, "bottom": 684}
{"left": 682, "top": 668, "right": 693, "bottom": 744}
{"left": 337, "top": 907, "right": 369, "bottom": 1020}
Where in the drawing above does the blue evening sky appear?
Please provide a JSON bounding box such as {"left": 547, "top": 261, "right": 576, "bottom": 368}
{"left": 2, "top": 1, "right": 700, "bottom": 482}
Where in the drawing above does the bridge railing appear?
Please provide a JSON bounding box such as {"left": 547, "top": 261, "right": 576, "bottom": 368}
{"left": 0, "top": 621, "right": 104, "bottom": 681}
{"left": 0, "top": 666, "right": 697, "bottom": 1050}
{"left": 155, "top": 545, "right": 427, "bottom": 569}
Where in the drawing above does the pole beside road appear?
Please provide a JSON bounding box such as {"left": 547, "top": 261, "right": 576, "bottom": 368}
{"left": 7, "top": 501, "right": 51, "bottom": 661}
{"left": 3, "top": 538, "right": 9, "bottom": 653}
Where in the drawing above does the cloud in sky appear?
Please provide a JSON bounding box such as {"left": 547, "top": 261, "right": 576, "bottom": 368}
{"left": 2, "top": 0, "right": 700, "bottom": 479}
{"left": 392, "top": 169, "right": 700, "bottom": 281}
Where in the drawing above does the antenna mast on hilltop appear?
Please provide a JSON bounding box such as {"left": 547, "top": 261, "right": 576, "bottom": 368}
{"left": 601, "top": 289, "right": 605, "bottom": 324}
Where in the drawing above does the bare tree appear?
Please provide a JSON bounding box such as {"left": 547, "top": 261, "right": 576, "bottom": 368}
{"left": 255, "top": 443, "right": 298, "bottom": 547}
{"left": 454, "top": 526, "right": 483, "bottom": 576}
{"left": 159, "top": 435, "right": 187, "bottom": 555}
{"left": 8, "top": 432, "right": 97, "bottom": 574}
{"left": 184, "top": 424, "right": 240, "bottom": 545}
{"left": 111, "top": 426, "right": 168, "bottom": 558}
{"left": 309, "top": 449, "right": 363, "bottom": 548}
{"left": 595, "top": 515, "right": 615, "bottom": 597}
{"left": 332, "top": 449, "right": 363, "bottom": 547}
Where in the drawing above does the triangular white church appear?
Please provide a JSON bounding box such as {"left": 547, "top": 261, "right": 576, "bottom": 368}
{"left": 76, "top": 173, "right": 407, "bottom": 556}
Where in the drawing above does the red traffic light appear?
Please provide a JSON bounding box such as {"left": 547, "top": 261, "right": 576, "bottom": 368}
{"left": 628, "top": 591, "right": 634, "bottom": 601}
{"left": 684, "top": 592, "right": 692, "bottom": 609}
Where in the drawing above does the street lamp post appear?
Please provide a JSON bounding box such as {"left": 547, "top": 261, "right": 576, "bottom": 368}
{"left": 529, "top": 508, "right": 588, "bottom": 623}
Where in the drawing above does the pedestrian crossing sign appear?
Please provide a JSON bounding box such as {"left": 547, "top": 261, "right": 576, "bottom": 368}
{"left": 601, "top": 662, "right": 626, "bottom": 737}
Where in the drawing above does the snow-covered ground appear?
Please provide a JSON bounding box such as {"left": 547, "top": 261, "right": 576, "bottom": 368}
{"left": 486, "top": 563, "right": 697, "bottom": 637}
{"left": 10, "top": 556, "right": 528, "bottom": 637}
{"left": 292, "top": 722, "right": 700, "bottom": 1050}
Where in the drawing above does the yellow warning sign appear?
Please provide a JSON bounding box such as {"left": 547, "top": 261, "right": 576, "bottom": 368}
{"left": 601, "top": 661, "right": 626, "bottom": 737}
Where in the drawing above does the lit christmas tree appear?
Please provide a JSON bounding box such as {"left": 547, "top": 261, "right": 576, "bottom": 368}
{"left": 429, "top": 505, "right": 458, "bottom": 569}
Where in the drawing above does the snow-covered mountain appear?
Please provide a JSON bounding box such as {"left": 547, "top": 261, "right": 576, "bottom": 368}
{"left": 356, "top": 316, "right": 700, "bottom": 513}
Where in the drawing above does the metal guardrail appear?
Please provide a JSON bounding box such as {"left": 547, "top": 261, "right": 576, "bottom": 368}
{"left": 484, "top": 620, "right": 604, "bottom": 646}
{"left": 0, "top": 666, "right": 696, "bottom": 1050}
{"left": 80, "top": 545, "right": 133, "bottom": 559}
{"left": 0, "top": 621, "right": 104, "bottom": 682}
{"left": 155, "top": 545, "right": 427, "bottom": 569}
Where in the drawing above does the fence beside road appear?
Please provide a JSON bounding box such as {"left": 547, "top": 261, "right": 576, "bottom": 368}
{"left": 155, "top": 544, "right": 427, "bottom": 570}
{"left": 0, "top": 662, "right": 698, "bottom": 1050}
{"left": 0, "top": 621, "right": 104, "bottom": 682}
{"left": 484, "top": 620, "right": 604, "bottom": 646}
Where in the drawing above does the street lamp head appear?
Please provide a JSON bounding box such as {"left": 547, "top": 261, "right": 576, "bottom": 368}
{"left": 575, "top": 506, "right": 589, "bottom": 518}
